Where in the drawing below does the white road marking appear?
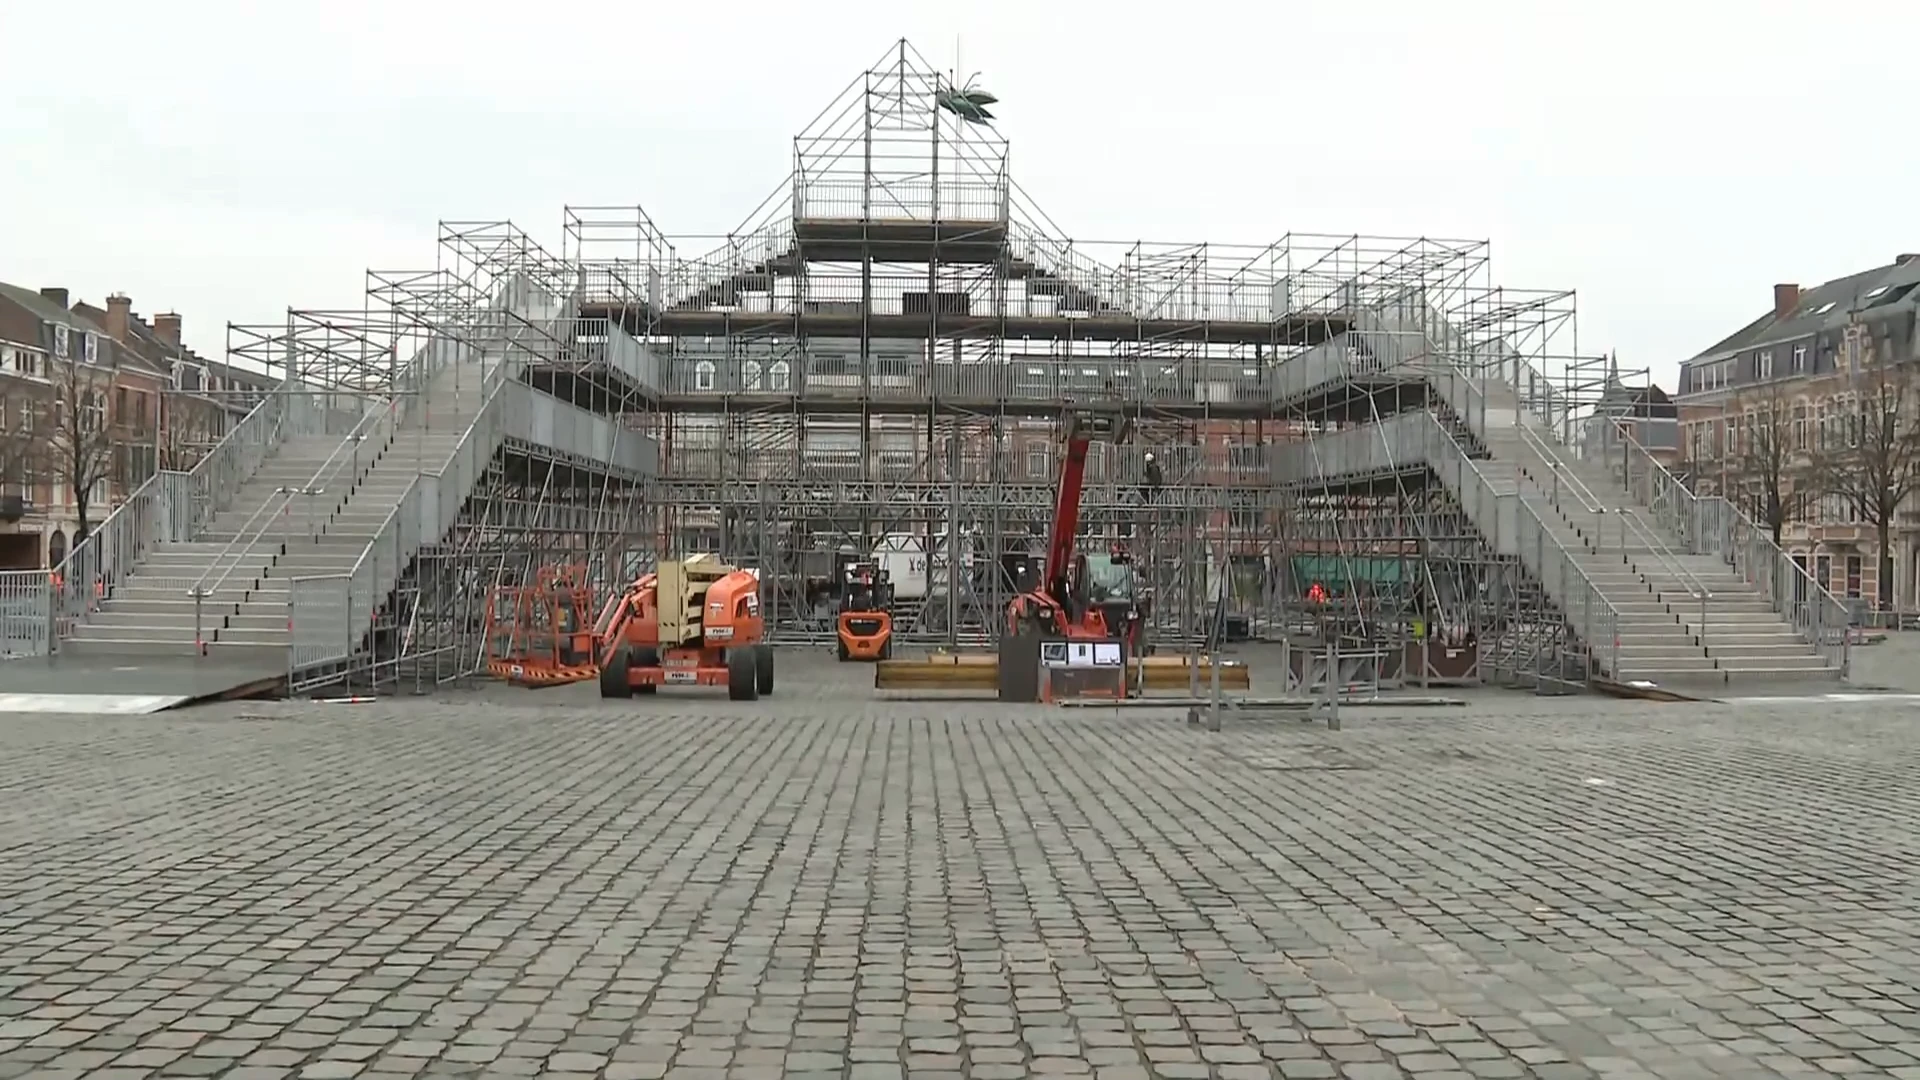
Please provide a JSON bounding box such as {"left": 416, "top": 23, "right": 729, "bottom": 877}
{"left": 0, "top": 694, "right": 189, "bottom": 715}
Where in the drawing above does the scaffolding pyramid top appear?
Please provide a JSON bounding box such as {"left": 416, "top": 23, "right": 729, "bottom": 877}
{"left": 791, "top": 39, "right": 1010, "bottom": 226}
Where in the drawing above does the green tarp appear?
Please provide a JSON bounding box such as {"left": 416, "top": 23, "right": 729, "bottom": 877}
{"left": 1290, "top": 555, "right": 1407, "bottom": 587}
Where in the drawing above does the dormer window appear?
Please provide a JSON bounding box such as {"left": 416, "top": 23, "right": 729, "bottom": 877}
{"left": 52, "top": 324, "right": 70, "bottom": 358}
{"left": 82, "top": 332, "right": 98, "bottom": 364}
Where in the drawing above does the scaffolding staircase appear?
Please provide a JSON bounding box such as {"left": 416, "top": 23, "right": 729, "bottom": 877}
{"left": 1274, "top": 301, "right": 1848, "bottom": 685}
{"left": 50, "top": 277, "right": 659, "bottom": 680}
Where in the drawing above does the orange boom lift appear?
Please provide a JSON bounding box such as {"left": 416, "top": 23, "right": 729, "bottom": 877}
{"left": 594, "top": 554, "right": 775, "bottom": 701}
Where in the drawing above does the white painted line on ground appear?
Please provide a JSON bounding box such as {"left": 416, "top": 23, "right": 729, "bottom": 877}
{"left": 1721, "top": 692, "right": 1920, "bottom": 705}
{"left": 0, "top": 694, "right": 189, "bottom": 715}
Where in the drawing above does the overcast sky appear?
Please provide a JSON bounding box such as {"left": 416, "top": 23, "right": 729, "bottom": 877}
{"left": 0, "top": 0, "right": 1908, "bottom": 389}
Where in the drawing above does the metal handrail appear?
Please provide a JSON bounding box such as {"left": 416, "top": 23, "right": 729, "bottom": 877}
{"left": 191, "top": 402, "right": 387, "bottom": 600}
{"left": 1616, "top": 508, "right": 1711, "bottom": 598}
{"left": 1516, "top": 422, "right": 1607, "bottom": 514}
{"left": 1457, "top": 427, "right": 1623, "bottom": 679}
{"left": 187, "top": 402, "right": 390, "bottom": 652}
{"left": 1516, "top": 414, "right": 1711, "bottom": 627}
{"left": 287, "top": 399, "right": 394, "bottom": 542}
{"left": 1612, "top": 418, "right": 1841, "bottom": 607}
{"left": 189, "top": 486, "right": 298, "bottom": 652}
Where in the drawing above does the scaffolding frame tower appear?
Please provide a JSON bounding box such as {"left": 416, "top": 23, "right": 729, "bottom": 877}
{"left": 216, "top": 37, "right": 1639, "bottom": 687}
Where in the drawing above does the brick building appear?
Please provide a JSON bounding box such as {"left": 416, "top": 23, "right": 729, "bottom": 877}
{"left": 0, "top": 285, "right": 272, "bottom": 571}
{"left": 0, "top": 284, "right": 166, "bottom": 568}
{"left": 1674, "top": 255, "right": 1920, "bottom": 613}
{"left": 72, "top": 294, "right": 275, "bottom": 473}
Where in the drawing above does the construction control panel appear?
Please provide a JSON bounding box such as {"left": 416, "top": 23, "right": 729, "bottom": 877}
{"left": 1038, "top": 638, "right": 1128, "bottom": 703}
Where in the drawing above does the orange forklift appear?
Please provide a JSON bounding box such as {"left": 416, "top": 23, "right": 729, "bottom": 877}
{"left": 835, "top": 561, "right": 895, "bottom": 661}
{"left": 595, "top": 555, "right": 775, "bottom": 701}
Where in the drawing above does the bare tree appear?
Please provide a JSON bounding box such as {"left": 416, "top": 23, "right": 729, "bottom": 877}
{"left": 47, "top": 359, "right": 117, "bottom": 545}
{"left": 1812, "top": 350, "right": 1920, "bottom": 610}
{"left": 1732, "top": 381, "right": 1795, "bottom": 546}
{"left": 158, "top": 393, "right": 222, "bottom": 472}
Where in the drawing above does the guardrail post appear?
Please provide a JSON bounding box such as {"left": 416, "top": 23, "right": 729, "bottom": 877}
{"left": 192, "top": 588, "right": 203, "bottom": 656}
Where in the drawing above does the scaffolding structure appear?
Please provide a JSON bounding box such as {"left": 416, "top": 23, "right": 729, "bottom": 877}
{"left": 219, "top": 38, "right": 1633, "bottom": 687}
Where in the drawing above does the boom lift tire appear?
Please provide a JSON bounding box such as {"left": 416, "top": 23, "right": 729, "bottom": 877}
{"left": 755, "top": 645, "right": 775, "bottom": 695}
{"left": 728, "top": 648, "right": 759, "bottom": 701}
{"left": 837, "top": 640, "right": 850, "bottom": 662}
{"left": 599, "top": 646, "right": 632, "bottom": 699}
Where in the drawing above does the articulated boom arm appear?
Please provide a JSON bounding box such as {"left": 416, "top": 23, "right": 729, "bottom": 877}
{"left": 1042, "top": 408, "right": 1128, "bottom": 600}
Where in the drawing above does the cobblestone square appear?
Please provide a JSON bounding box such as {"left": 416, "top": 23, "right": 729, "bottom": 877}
{"left": 1, "top": 652, "right": 1918, "bottom": 1079}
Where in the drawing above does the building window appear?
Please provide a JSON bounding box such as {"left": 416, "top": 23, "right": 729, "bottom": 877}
{"left": 692, "top": 361, "right": 715, "bottom": 391}
{"left": 1757, "top": 349, "right": 1773, "bottom": 380}
{"left": 1815, "top": 554, "right": 1832, "bottom": 592}
{"left": 768, "top": 360, "right": 791, "bottom": 391}
{"left": 1791, "top": 344, "right": 1807, "bottom": 372}
{"left": 82, "top": 332, "right": 98, "bottom": 364}
{"left": 52, "top": 325, "right": 70, "bottom": 358}
{"left": 1026, "top": 445, "right": 1050, "bottom": 479}
{"left": 741, "top": 360, "right": 762, "bottom": 391}
{"left": 1846, "top": 555, "right": 1863, "bottom": 599}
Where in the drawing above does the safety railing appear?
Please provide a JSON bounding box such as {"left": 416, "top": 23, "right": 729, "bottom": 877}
{"left": 189, "top": 400, "right": 392, "bottom": 651}
{"left": 1696, "top": 494, "right": 1851, "bottom": 675}
{"left": 1609, "top": 421, "right": 1847, "bottom": 674}
{"left": 283, "top": 399, "right": 394, "bottom": 542}
{"left": 1355, "top": 300, "right": 1490, "bottom": 439}
{"left": 0, "top": 569, "right": 51, "bottom": 658}
{"left": 188, "top": 488, "right": 293, "bottom": 651}
{"left": 1514, "top": 492, "right": 1622, "bottom": 681}
{"left": 1514, "top": 416, "right": 1715, "bottom": 638}
{"left": 45, "top": 471, "right": 199, "bottom": 645}
{"left": 179, "top": 377, "right": 302, "bottom": 538}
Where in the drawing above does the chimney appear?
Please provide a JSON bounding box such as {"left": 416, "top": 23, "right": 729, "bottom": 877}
{"left": 105, "top": 293, "right": 132, "bottom": 344}
{"left": 1774, "top": 283, "right": 1801, "bottom": 320}
{"left": 38, "top": 287, "right": 68, "bottom": 309}
{"left": 153, "top": 312, "right": 182, "bottom": 347}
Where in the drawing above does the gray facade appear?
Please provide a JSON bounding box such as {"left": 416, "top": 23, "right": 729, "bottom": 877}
{"left": 1678, "top": 256, "right": 1920, "bottom": 398}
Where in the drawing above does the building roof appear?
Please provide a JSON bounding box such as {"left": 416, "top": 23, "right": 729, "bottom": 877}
{"left": 1689, "top": 256, "right": 1920, "bottom": 363}
{"left": 0, "top": 282, "right": 79, "bottom": 326}
{"left": 67, "top": 298, "right": 277, "bottom": 390}
{"left": 1595, "top": 378, "right": 1677, "bottom": 418}
{"left": 0, "top": 283, "right": 165, "bottom": 376}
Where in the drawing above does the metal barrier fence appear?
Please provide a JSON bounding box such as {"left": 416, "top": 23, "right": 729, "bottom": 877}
{"left": 289, "top": 573, "right": 352, "bottom": 675}
{"left": 0, "top": 570, "right": 51, "bottom": 658}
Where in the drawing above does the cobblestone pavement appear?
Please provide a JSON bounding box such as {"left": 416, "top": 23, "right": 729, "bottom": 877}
{"left": 2, "top": 653, "right": 1919, "bottom": 1079}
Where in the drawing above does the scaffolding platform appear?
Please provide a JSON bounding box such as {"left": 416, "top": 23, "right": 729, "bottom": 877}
{"left": 591, "top": 305, "right": 1346, "bottom": 348}
{"left": 0, "top": 654, "right": 286, "bottom": 714}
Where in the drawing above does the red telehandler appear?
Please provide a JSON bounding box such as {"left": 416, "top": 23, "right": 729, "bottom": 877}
{"left": 1003, "top": 406, "right": 1149, "bottom": 654}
